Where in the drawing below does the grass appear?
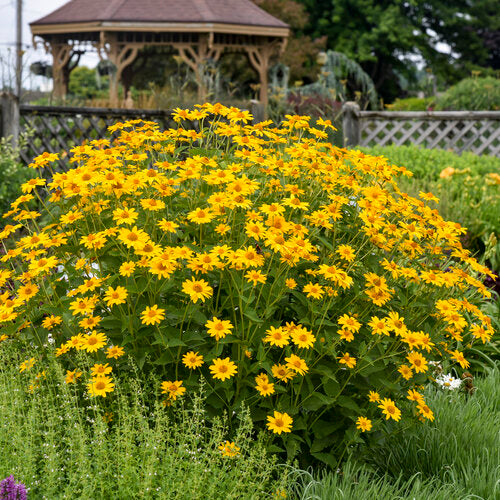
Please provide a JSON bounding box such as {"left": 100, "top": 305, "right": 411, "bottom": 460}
{"left": 291, "top": 368, "right": 500, "bottom": 500}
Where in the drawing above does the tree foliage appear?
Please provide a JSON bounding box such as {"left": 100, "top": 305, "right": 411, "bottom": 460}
{"left": 296, "top": 0, "right": 500, "bottom": 101}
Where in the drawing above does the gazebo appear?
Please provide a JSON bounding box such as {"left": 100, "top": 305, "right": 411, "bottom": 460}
{"left": 30, "top": 0, "right": 289, "bottom": 107}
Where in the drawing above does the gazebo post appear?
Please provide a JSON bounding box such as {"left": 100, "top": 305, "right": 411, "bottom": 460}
{"left": 104, "top": 33, "right": 140, "bottom": 107}
{"left": 50, "top": 41, "right": 74, "bottom": 100}
{"left": 177, "top": 34, "right": 223, "bottom": 102}
{"left": 246, "top": 45, "right": 272, "bottom": 112}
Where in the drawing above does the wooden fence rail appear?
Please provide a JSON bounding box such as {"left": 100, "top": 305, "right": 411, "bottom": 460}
{"left": 342, "top": 102, "right": 500, "bottom": 157}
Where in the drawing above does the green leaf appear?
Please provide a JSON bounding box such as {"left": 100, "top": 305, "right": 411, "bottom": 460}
{"left": 243, "top": 308, "right": 263, "bottom": 323}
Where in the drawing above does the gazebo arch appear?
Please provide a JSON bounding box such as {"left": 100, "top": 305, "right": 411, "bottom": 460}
{"left": 30, "top": 0, "right": 289, "bottom": 108}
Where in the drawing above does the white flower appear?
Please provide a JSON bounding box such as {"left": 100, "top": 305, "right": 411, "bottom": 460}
{"left": 435, "top": 373, "right": 461, "bottom": 391}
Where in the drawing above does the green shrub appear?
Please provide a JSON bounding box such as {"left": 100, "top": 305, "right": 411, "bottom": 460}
{"left": 435, "top": 77, "right": 500, "bottom": 111}
{"left": 386, "top": 97, "right": 435, "bottom": 111}
{"left": 0, "top": 342, "right": 289, "bottom": 499}
{"left": 1, "top": 105, "right": 495, "bottom": 468}
{"left": 0, "top": 134, "right": 35, "bottom": 215}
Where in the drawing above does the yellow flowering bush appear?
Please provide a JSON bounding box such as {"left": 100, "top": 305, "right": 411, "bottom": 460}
{"left": 0, "top": 103, "right": 496, "bottom": 465}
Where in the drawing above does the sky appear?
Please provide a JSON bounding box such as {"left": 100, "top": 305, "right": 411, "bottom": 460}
{"left": 0, "top": 0, "right": 98, "bottom": 90}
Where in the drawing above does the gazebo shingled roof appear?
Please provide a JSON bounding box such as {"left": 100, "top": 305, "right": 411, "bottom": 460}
{"left": 30, "top": 0, "right": 288, "bottom": 30}
{"left": 30, "top": 0, "right": 289, "bottom": 108}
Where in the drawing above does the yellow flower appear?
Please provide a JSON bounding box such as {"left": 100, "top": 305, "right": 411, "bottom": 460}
{"left": 378, "top": 398, "right": 401, "bottom": 421}
{"left": 356, "top": 416, "right": 372, "bottom": 432}
{"left": 19, "top": 357, "right": 36, "bottom": 373}
{"left": 290, "top": 326, "right": 316, "bottom": 349}
{"left": 209, "top": 357, "right": 237, "bottom": 381}
{"left": 218, "top": 441, "right": 240, "bottom": 458}
{"left": 161, "top": 380, "right": 186, "bottom": 400}
{"left": 263, "top": 326, "right": 289, "bottom": 347}
{"left": 285, "top": 354, "right": 308, "bottom": 375}
{"left": 285, "top": 278, "right": 297, "bottom": 289}
{"left": 245, "top": 269, "right": 267, "bottom": 285}
{"left": 368, "top": 391, "right": 380, "bottom": 402}
{"left": 106, "top": 345, "right": 125, "bottom": 359}
{"left": 182, "top": 351, "right": 204, "bottom": 369}
{"left": 266, "top": 411, "right": 293, "bottom": 434}
{"left": 406, "top": 351, "right": 428, "bottom": 373}
{"left": 451, "top": 349, "right": 470, "bottom": 369}
{"left": 338, "top": 352, "right": 356, "bottom": 368}
{"left": 91, "top": 363, "right": 112, "bottom": 377}
{"left": 82, "top": 331, "right": 107, "bottom": 352}
{"left": 205, "top": 317, "right": 233, "bottom": 340}
{"left": 398, "top": 364, "right": 413, "bottom": 380}
{"left": 104, "top": 286, "right": 128, "bottom": 307}
{"left": 182, "top": 277, "right": 213, "bottom": 303}
{"left": 65, "top": 369, "right": 82, "bottom": 384}
{"left": 407, "top": 389, "right": 424, "bottom": 403}
{"left": 255, "top": 374, "right": 275, "bottom": 396}
{"left": 303, "top": 282, "right": 324, "bottom": 299}
{"left": 88, "top": 376, "right": 115, "bottom": 397}
{"left": 417, "top": 402, "right": 434, "bottom": 421}
{"left": 141, "top": 305, "right": 165, "bottom": 326}
{"left": 272, "top": 363, "right": 295, "bottom": 382}
{"left": 187, "top": 207, "right": 214, "bottom": 224}
{"left": 41, "top": 315, "right": 62, "bottom": 330}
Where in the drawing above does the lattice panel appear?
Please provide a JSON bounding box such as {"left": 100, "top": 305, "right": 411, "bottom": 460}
{"left": 360, "top": 117, "right": 500, "bottom": 157}
{"left": 19, "top": 106, "right": 176, "bottom": 170}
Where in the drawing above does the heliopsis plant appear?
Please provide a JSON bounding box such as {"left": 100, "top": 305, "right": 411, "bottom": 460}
{"left": 0, "top": 103, "right": 496, "bottom": 466}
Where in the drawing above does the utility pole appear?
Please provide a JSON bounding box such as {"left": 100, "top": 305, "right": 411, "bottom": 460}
{"left": 15, "top": 0, "right": 23, "bottom": 99}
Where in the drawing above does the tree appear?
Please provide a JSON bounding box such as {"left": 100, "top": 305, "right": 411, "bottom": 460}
{"left": 296, "top": 0, "right": 500, "bottom": 101}
{"left": 69, "top": 66, "right": 107, "bottom": 99}
{"left": 253, "top": 0, "right": 326, "bottom": 83}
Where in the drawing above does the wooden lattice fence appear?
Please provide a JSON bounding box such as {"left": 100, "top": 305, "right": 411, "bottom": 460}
{"left": 342, "top": 103, "right": 500, "bottom": 157}
{"left": 18, "top": 105, "right": 176, "bottom": 168}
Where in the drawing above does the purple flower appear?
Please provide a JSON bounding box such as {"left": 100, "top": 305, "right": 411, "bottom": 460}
{"left": 0, "top": 476, "right": 27, "bottom": 500}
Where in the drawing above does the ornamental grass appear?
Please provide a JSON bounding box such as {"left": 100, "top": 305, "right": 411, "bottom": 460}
{"left": 0, "top": 103, "right": 495, "bottom": 465}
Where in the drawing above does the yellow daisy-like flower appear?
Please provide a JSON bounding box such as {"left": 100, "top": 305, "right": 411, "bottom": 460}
{"left": 157, "top": 219, "right": 179, "bottom": 233}
{"left": 356, "top": 416, "right": 372, "bottom": 432}
{"left": 187, "top": 207, "right": 214, "bottom": 224}
{"left": 245, "top": 269, "right": 267, "bottom": 286}
{"left": 398, "top": 364, "right": 413, "bottom": 380}
{"left": 219, "top": 441, "right": 240, "bottom": 458}
{"left": 182, "top": 351, "right": 204, "bottom": 369}
{"left": 91, "top": 363, "right": 112, "bottom": 377}
{"left": 104, "top": 286, "right": 128, "bottom": 307}
{"left": 450, "top": 349, "right": 470, "bottom": 369}
{"left": 378, "top": 398, "right": 402, "bottom": 421}
{"left": 88, "top": 375, "right": 115, "bottom": 398}
{"left": 337, "top": 244, "right": 356, "bottom": 262}
{"left": 303, "top": 282, "right": 324, "bottom": 299}
{"left": 41, "top": 315, "right": 62, "bottom": 330}
{"left": 406, "top": 351, "right": 428, "bottom": 373}
{"left": 209, "top": 357, "right": 237, "bottom": 381}
{"left": 182, "top": 277, "right": 213, "bottom": 303}
{"left": 65, "top": 369, "right": 82, "bottom": 384}
{"left": 285, "top": 278, "right": 297, "bottom": 289}
{"left": 271, "top": 363, "right": 295, "bottom": 382}
{"left": 284, "top": 354, "right": 308, "bottom": 375}
{"left": 368, "top": 391, "right": 380, "bottom": 402}
{"left": 263, "top": 326, "right": 290, "bottom": 347}
{"left": 290, "top": 326, "right": 316, "bottom": 349}
{"left": 82, "top": 331, "right": 107, "bottom": 352}
{"left": 255, "top": 374, "right": 275, "bottom": 397}
{"left": 119, "top": 261, "right": 136, "bottom": 277}
{"left": 161, "top": 380, "right": 186, "bottom": 401}
{"left": 417, "top": 402, "right": 435, "bottom": 421}
{"left": 338, "top": 352, "right": 356, "bottom": 368}
{"left": 106, "top": 345, "right": 125, "bottom": 359}
{"left": 141, "top": 304, "right": 165, "bottom": 326}
{"left": 205, "top": 317, "right": 233, "bottom": 341}
{"left": 266, "top": 411, "right": 293, "bottom": 434}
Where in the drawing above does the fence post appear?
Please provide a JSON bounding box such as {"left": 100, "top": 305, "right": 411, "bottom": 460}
{"left": 342, "top": 101, "right": 360, "bottom": 147}
{"left": 0, "top": 92, "right": 20, "bottom": 147}
{"left": 250, "top": 99, "right": 265, "bottom": 124}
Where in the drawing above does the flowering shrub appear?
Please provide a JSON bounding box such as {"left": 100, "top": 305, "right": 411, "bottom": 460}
{"left": 0, "top": 103, "right": 495, "bottom": 465}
